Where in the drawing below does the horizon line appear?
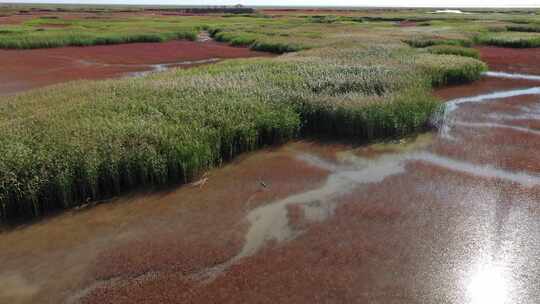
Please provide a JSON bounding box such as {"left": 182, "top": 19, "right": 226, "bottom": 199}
{"left": 1, "top": 2, "right": 539, "bottom": 8}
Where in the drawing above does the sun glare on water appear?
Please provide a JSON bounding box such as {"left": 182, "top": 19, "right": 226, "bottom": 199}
{"left": 468, "top": 263, "right": 509, "bottom": 304}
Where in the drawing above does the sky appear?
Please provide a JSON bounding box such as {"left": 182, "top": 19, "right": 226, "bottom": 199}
{"left": 1, "top": 0, "right": 539, "bottom": 7}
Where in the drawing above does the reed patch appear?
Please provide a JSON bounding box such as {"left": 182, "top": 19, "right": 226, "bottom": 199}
{"left": 0, "top": 10, "right": 494, "bottom": 222}
{"left": 476, "top": 32, "right": 540, "bottom": 48}
{"left": 426, "top": 45, "right": 480, "bottom": 59}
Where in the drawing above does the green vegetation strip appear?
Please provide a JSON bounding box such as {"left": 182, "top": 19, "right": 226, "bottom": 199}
{"left": 0, "top": 13, "right": 489, "bottom": 222}
{"left": 404, "top": 38, "right": 472, "bottom": 48}
{"left": 426, "top": 45, "right": 480, "bottom": 59}
{"left": 475, "top": 32, "right": 540, "bottom": 48}
{"left": 507, "top": 25, "right": 540, "bottom": 33}
{"left": 0, "top": 17, "right": 201, "bottom": 49}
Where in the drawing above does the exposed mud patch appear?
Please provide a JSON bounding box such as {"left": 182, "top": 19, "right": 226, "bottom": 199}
{"left": 398, "top": 20, "right": 417, "bottom": 27}
{"left": 0, "top": 273, "right": 40, "bottom": 304}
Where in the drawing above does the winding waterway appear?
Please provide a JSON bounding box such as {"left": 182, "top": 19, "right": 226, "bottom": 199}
{"left": 1, "top": 47, "right": 540, "bottom": 304}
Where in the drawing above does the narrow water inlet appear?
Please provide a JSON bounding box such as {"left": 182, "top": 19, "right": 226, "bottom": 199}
{"left": 438, "top": 71, "right": 540, "bottom": 140}
{"left": 486, "top": 104, "right": 540, "bottom": 121}
{"left": 454, "top": 121, "right": 540, "bottom": 137}
{"left": 131, "top": 59, "right": 221, "bottom": 77}
{"left": 77, "top": 58, "right": 222, "bottom": 77}
{"left": 484, "top": 71, "right": 540, "bottom": 81}
{"left": 444, "top": 87, "right": 540, "bottom": 114}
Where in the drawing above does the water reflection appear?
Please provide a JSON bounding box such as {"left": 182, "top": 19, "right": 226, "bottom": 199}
{"left": 465, "top": 180, "right": 514, "bottom": 304}
{"left": 468, "top": 262, "right": 509, "bottom": 304}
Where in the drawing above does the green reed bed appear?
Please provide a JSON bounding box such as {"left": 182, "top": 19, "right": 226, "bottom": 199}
{"left": 412, "top": 54, "right": 487, "bottom": 86}
{"left": 426, "top": 45, "right": 480, "bottom": 59}
{"left": 0, "top": 44, "right": 486, "bottom": 221}
{"left": 0, "top": 16, "right": 226, "bottom": 49}
{"left": 0, "top": 17, "right": 202, "bottom": 49}
{"left": 297, "top": 88, "right": 438, "bottom": 138}
{"left": 0, "top": 75, "right": 300, "bottom": 220}
{"left": 0, "top": 30, "right": 197, "bottom": 49}
{"left": 0, "top": 13, "right": 491, "bottom": 222}
{"left": 0, "top": 14, "right": 312, "bottom": 50}
{"left": 208, "top": 28, "right": 304, "bottom": 53}
{"left": 475, "top": 32, "right": 540, "bottom": 48}
{"left": 404, "top": 37, "right": 472, "bottom": 48}
{"left": 507, "top": 25, "right": 540, "bottom": 33}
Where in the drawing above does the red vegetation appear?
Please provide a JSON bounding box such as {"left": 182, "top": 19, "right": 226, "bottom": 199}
{"left": 476, "top": 46, "right": 540, "bottom": 75}
{"left": 0, "top": 40, "right": 271, "bottom": 95}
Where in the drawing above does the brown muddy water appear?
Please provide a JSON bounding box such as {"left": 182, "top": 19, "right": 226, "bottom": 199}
{"left": 2, "top": 47, "right": 540, "bottom": 303}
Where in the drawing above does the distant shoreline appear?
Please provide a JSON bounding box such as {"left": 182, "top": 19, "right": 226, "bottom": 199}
{"left": 1, "top": 3, "right": 539, "bottom": 9}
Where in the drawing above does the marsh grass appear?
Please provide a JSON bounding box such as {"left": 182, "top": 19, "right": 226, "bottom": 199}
{"left": 405, "top": 38, "right": 472, "bottom": 48}
{"left": 0, "top": 31, "right": 197, "bottom": 49}
{"left": 0, "top": 11, "right": 491, "bottom": 222}
{"left": 426, "top": 45, "right": 480, "bottom": 59}
{"left": 0, "top": 15, "right": 242, "bottom": 49}
{"left": 412, "top": 54, "right": 487, "bottom": 86}
{"left": 0, "top": 16, "right": 203, "bottom": 48}
{"left": 507, "top": 25, "right": 540, "bottom": 33}
{"left": 475, "top": 32, "right": 540, "bottom": 47}
{"left": 209, "top": 28, "right": 304, "bottom": 53}
{"left": 0, "top": 73, "right": 300, "bottom": 220}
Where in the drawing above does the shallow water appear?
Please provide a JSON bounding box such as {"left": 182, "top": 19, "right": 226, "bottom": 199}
{"left": 2, "top": 47, "right": 540, "bottom": 303}
{"left": 484, "top": 71, "right": 540, "bottom": 81}
{"left": 429, "top": 9, "right": 472, "bottom": 14}
{"left": 76, "top": 57, "right": 222, "bottom": 78}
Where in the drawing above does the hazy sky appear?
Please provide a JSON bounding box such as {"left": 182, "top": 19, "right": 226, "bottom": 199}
{"left": 2, "top": 0, "right": 539, "bottom": 7}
